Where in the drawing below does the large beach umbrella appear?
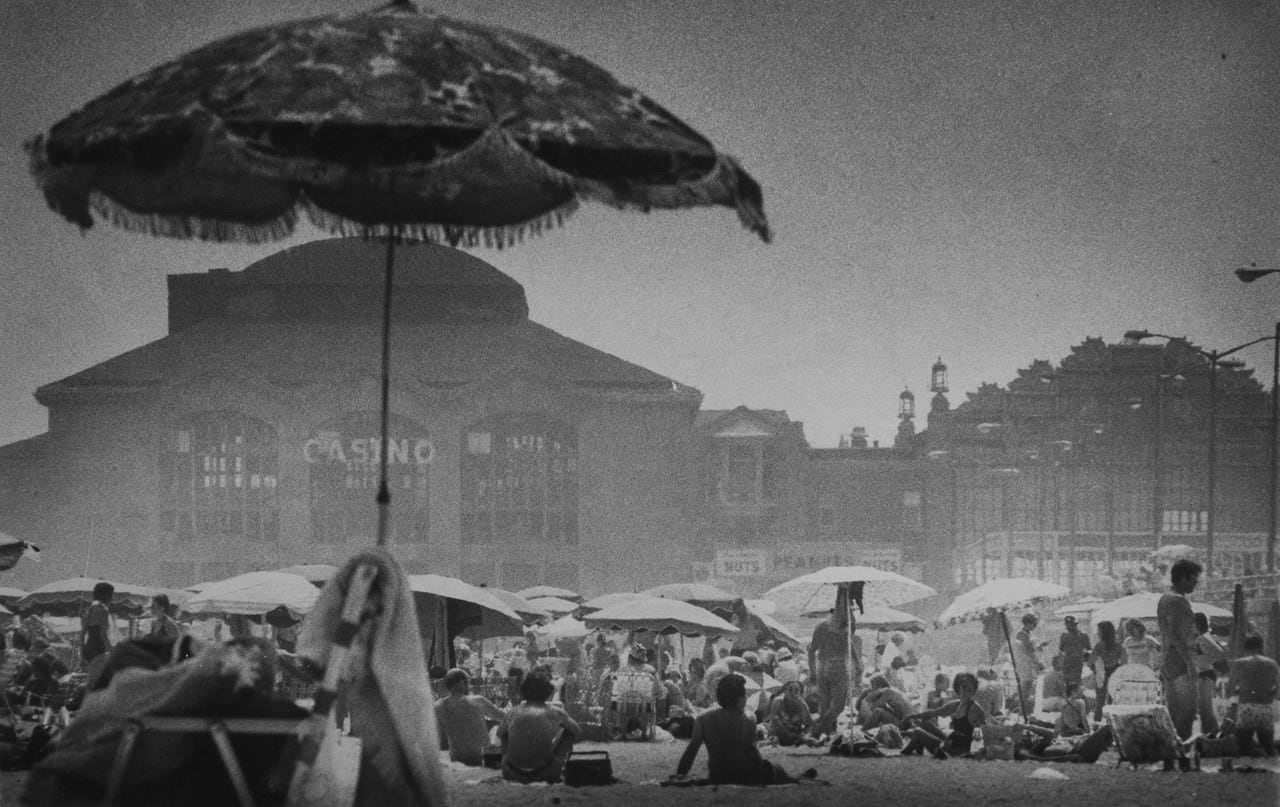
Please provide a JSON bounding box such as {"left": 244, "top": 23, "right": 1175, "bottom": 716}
{"left": 803, "top": 604, "right": 927, "bottom": 633}
{"left": 538, "top": 614, "right": 591, "bottom": 642}
{"left": 408, "top": 574, "right": 523, "bottom": 639}
{"left": 1089, "top": 591, "right": 1231, "bottom": 631}
{"left": 763, "top": 566, "right": 937, "bottom": 615}
{"left": 0, "top": 587, "right": 29, "bottom": 608}
{"left": 524, "top": 596, "right": 579, "bottom": 617}
{"left": 583, "top": 595, "right": 739, "bottom": 638}
{"left": 183, "top": 570, "right": 320, "bottom": 626}
{"left": 275, "top": 564, "right": 339, "bottom": 587}
{"left": 0, "top": 532, "right": 40, "bottom": 571}
{"left": 765, "top": 566, "right": 936, "bottom": 721}
{"left": 641, "top": 582, "right": 738, "bottom": 616}
{"left": 14, "top": 577, "right": 159, "bottom": 618}
{"left": 27, "top": 0, "right": 769, "bottom": 548}
{"left": 516, "top": 586, "right": 583, "bottom": 603}
{"left": 577, "top": 592, "right": 646, "bottom": 615}
{"left": 481, "top": 587, "right": 550, "bottom": 624}
{"left": 936, "top": 578, "right": 1071, "bottom": 722}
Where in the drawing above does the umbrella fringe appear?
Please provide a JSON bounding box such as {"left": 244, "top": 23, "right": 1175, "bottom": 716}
{"left": 88, "top": 190, "right": 299, "bottom": 243}
{"left": 577, "top": 152, "right": 770, "bottom": 243}
{"left": 300, "top": 196, "right": 580, "bottom": 250}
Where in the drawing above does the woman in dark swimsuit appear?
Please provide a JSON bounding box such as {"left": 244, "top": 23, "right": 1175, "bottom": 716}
{"left": 900, "top": 672, "right": 987, "bottom": 758}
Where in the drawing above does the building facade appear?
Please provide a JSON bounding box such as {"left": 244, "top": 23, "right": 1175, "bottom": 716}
{"left": 920, "top": 338, "right": 1274, "bottom": 589}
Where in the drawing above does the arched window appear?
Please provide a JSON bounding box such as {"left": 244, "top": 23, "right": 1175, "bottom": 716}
{"left": 461, "top": 415, "right": 577, "bottom": 545}
{"left": 159, "top": 413, "right": 279, "bottom": 542}
{"left": 306, "top": 413, "right": 431, "bottom": 544}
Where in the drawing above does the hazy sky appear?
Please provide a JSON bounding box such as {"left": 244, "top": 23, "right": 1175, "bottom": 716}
{"left": 2, "top": 0, "right": 1278, "bottom": 450}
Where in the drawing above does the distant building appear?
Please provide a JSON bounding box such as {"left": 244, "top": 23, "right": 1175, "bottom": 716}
{"left": 919, "top": 339, "right": 1273, "bottom": 588}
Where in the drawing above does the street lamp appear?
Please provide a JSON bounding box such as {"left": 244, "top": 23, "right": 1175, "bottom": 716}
{"left": 1234, "top": 265, "right": 1280, "bottom": 574}
{"left": 1125, "top": 328, "right": 1278, "bottom": 575}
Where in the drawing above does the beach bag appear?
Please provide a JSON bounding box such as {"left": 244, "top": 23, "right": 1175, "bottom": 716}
{"left": 563, "top": 749, "right": 613, "bottom": 786}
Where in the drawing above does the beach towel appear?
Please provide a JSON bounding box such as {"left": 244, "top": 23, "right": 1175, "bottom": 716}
{"left": 295, "top": 548, "right": 448, "bottom": 807}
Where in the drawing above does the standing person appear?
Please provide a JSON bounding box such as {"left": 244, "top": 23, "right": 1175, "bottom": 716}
{"left": 435, "top": 668, "right": 506, "bottom": 766}
{"left": 1011, "top": 613, "right": 1044, "bottom": 716}
{"left": 1157, "top": 558, "right": 1203, "bottom": 740}
{"left": 1193, "top": 611, "right": 1228, "bottom": 735}
{"left": 498, "top": 670, "right": 581, "bottom": 783}
{"left": 1090, "top": 620, "right": 1125, "bottom": 720}
{"left": 1227, "top": 634, "right": 1279, "bottom": 757}
{"left": 807, "top": 607, "right": 859, "bottom": 739}
{"left": 147, "top": 594, "right": 181, "bottom": 642}
{"left": 80, "top": 582, "right": 114, "bottom": 668}
{"left": 1057, "top": 616, "right": 1091, "bottom": 690}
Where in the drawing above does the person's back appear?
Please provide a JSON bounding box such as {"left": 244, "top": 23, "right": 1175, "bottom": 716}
{"left": 499, "top": 671, "right": 580, "bottom": 783}
{"left": 697, "top": 705, "right": 762, "bottom": 783}
{"left": 435, "top": 669, "right": 504, "bottom": 765}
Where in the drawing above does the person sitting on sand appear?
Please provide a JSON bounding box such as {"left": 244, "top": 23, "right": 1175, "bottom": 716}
{"left": 973, "top": 665, "right": 1004, "bottom": 722}
{"left": 498, "top": 670, "right": 581, "bottom": 783}
{"left": 900, "top": 671, "right": 987, "bottom": 758}
{"left": 1228, "top": 633, "right": 1279, "bottom": 757}
{"left": 434, "top": 668, "right": 506, "bottom": 766}
{"left": 767, "top": 680, "right": 815, "bottom": 746}
{"left": 858, "top": 674, "right": 916, "bottom": 731}
{"left": 672, "top": 673, "right": 810, "bottom": 785}
{"left": 1052, "top": 681, "right": 1090, "bottom": 736}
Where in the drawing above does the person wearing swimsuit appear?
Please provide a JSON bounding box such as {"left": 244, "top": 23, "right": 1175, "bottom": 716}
{"left": 900, "top": 672, "right": 987, "bottom": 758}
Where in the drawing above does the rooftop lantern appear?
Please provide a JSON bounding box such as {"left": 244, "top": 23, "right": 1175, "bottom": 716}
{"left": 899, "top": 387, "right": 915, "bottom": 420}
{"left": 931, "top": 357, "right": 949, "bottom": 394}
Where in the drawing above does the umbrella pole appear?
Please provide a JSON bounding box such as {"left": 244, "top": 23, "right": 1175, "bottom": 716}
{"left": 1002, "top": 611, "right": 1029, "bottom": 723}
{"left": 376, "top": 232, "right": 399, "bottom": 547}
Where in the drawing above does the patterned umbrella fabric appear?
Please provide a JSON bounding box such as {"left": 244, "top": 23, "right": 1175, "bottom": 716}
{"left": 183, "top": 571, "right": 320, "bottom": 623}
{"left": 1089, "top": 591, "right": 1231, "bottom": 631}
{"left": 14, "top": 577, "right": 160, "bottom": 618}
{"left": 26, "top": 1, "right": 769, "bottom": 549}
{"left": 516, "top": 586, "right": 583, "bottom": 603}
{"left": 763, "top": 566, "right": 937, "bottom": 618}
{"left": 27, "top": 2, "right": 768, "bottom": 247}
{"left": 583, "top": 595, "right": 739, "bottom": 637}
{"left": 936, "top": 578, "right": 1071, "bottom": 626}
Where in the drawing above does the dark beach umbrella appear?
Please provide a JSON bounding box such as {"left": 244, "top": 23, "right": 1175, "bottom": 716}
{"left": 27, "top": 0, "right": 770, "bottom": 546}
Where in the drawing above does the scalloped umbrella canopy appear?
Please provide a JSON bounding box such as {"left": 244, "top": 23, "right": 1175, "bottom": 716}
{"left": 26, "top": 0, "right": 768, "bottom": 549}
{"left": 1089, "top": 592, "right": 1231, "bottom": 631}
{"left": 27, "top": 1, "right": 768, "bottom": 246}
{"left": 763, "top": 566, "right": 937, "bottom": 617}
{"left": 935, "top": 578, "right": 1071, "bottom": 627}
{"left": 583, "top": 595, "right": 739, "bottom": 637}
{"left": 14, "top": 578, "right": 160, "bottom": 618}
{"left": 183, "top": 571, "right": 320, "bottom": 624}
{"left": 516, "top": 586, "right": 583, "bottom": 603}
{"left": 524, "top": 596, "right": 578, "bottom": 617}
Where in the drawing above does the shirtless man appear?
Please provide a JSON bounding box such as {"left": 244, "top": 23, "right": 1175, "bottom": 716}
{"left": 434, "top": 668, "right": 506, "bottom": 766}
{"left": 1229, "top": 634, "right": 1279, "bottom": 757}
{"left": 498, "top": 671, "right": 581, "bottom": 783}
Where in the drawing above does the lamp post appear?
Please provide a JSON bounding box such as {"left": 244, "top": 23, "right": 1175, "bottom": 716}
{"left": 1235, "top": 265, "right": 1280, "bottom": 573}
{"left": 1125, "top": 328, "right": 1278, "bottom": 575}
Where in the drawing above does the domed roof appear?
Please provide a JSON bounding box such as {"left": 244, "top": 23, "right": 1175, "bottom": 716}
{"left": 240, "top": 237, "right": 521, "bottom": 289}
